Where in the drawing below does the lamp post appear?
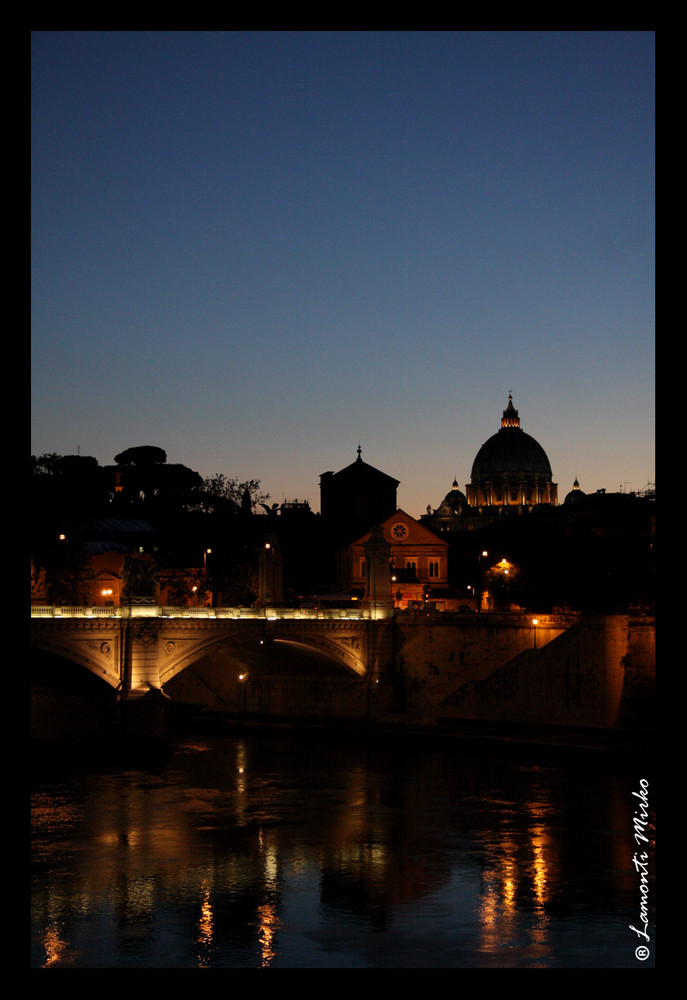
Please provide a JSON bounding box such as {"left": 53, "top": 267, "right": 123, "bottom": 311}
{"left": 57, "top": 533, "right": 70, "bottom": 605}
{"left": 58, "top": 533, "right": 68, "bottom": 570}
{"left": 532, "top": 618, "right": 539, "bottom": 649}
{"left": 203, "top": 549, "right": 212, "bottom": 606}
{"left": 478, "top": 550, "right": 488, "bottom": 612}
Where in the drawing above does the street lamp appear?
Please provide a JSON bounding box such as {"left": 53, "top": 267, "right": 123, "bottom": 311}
{"left": 477, "top": 550, "right": 489, "bottom": 612}
{"left": 532, "top": 618, "right": 539, "bottom": 649}
{"left": 58, "top": 533, "right": 69, "bottom": 569}
{"left": 203, "top": 549, "right": 212, "bottom": 607}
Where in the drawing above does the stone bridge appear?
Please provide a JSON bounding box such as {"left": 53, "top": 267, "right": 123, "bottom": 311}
{"left": 30, "top": 605, "right": 393, "bottom": 695}
{"left": 31, "top": 606, "right": 654, "bottom": 737}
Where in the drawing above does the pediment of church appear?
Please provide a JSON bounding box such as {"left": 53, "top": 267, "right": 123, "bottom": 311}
{"left": 352, "top": 509, "right": 448, "bottom": 552}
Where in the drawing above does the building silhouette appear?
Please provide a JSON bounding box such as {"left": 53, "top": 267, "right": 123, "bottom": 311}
{"left": 31, "top": 396, "right": 654, "bottom": 614}
{"left": 319, "top": 446, "right": 399, "bottom": 549}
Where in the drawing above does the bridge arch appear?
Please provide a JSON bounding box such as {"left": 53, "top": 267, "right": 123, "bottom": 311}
{"left": 272, "top": 636, "right": 366, "bottom": 678}
{"left": 31, "top": 644, "right": 125, "bottom": 744}
{"left": 157, "top": 621, "right": 368, "bottom": 687}
{"left": 30, "top": 622, "right": 122, "bottom": 690}
{"left": 161, "top": 626, "right": 370, "bottom": 719}
{"left": 158, "top": 629, "right": 249, "bottom": 686}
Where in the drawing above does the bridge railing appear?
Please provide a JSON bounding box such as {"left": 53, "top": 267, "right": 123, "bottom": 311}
{"left": 30, "top": 605, "right": 374, "bottom": 621}
{"left": 30, "top": 605, "right": 585, "bottom": 627}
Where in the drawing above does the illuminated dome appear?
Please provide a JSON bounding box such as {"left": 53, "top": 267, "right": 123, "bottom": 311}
{"left": 466, "top": 396, "right": 557, "bottom": 509}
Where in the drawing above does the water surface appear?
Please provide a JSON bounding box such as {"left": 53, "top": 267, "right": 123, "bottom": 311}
{"left": 31, "top": 730, "right": 655, "bottom": 968}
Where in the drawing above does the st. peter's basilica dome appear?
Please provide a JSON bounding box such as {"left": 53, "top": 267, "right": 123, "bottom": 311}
{"left": 466, "top": 395, "right": 557, "bottom": 510}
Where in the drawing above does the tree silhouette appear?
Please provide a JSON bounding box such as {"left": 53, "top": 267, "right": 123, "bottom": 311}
{"left": 114, "top": 445, "right": 167, "bottom": 466}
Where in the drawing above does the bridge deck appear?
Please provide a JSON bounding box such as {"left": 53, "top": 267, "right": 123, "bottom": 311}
{"left": 30, "top": 605, "right": 582, "bottom": 626}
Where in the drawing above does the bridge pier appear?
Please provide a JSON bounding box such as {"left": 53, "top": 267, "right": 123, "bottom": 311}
{"left": 122, "top": 619, "right": 166, "bottom": 695}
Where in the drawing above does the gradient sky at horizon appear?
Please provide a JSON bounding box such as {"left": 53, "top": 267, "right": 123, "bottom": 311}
{"left": 31, "top": 30, "right": 655, "bottom": 515}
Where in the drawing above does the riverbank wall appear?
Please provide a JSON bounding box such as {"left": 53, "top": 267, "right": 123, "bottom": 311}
{"left": 392, "top": 614, "right": 654, "bottom": 730}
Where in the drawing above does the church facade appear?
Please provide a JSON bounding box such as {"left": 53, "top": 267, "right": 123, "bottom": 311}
{"left": 344, "top": 509, "right": 455, "bottom": 609}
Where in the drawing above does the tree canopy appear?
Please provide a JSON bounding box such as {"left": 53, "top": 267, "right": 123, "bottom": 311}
{"left": 31, "top": 446, "right": 267, "bottom": 523}
{"left": 114, "top": 445, "right": 167, "bottom": 466}
{"left": 190, "top": 474, "right": 269, "bottom": 515}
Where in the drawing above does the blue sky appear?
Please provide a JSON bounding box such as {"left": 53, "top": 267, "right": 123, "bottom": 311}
{"left": 31, "top": 30, "right": 654, "bottom": 515}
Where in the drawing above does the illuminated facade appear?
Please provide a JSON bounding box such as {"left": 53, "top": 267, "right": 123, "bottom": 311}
{"left": 343, "top": 509, "right": 458, "bottom": 609}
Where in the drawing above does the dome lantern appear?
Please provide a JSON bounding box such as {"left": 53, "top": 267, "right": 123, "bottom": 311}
{"left": 501, "top": 393, "right": 520, "bottom": 429}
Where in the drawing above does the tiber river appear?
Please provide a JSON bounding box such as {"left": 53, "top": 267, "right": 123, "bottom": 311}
{"left": 31, "top": 727, "right": 655, "bottom": 969}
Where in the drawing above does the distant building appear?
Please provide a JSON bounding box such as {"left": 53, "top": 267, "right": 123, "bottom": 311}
{"left": 342, "top": 509, "right": 473, "bottom": 611}
{"left": 424, "top": 395, "right": 558, "bottom": 533}
{"left": 563, "top": 477, "right": 586, "bottom": 504}
{"left": 423, "top": 479, "right": 478, "bottom": 534}
{"left": 468, "top": 394, "right": 558, "bottom": 510}
{"left": 30, "top": 518, "right": 157, "bottom": 607}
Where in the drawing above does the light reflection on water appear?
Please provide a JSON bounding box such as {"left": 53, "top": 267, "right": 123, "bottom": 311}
{"left": 31, "top": 732, "right": 654, "bottom": 968}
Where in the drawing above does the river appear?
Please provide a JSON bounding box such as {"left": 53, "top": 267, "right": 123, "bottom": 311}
{"left": 31, "top": 727, "right": 655, "bottom": 969}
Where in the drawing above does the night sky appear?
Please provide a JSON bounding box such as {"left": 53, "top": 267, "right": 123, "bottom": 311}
{"left": 31, "top": 31, "right": 655, "bottom": 515}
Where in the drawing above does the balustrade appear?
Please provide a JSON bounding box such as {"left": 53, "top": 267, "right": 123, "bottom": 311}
{"left": 30, "top": 604, "right": 372, "bottom": 621}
